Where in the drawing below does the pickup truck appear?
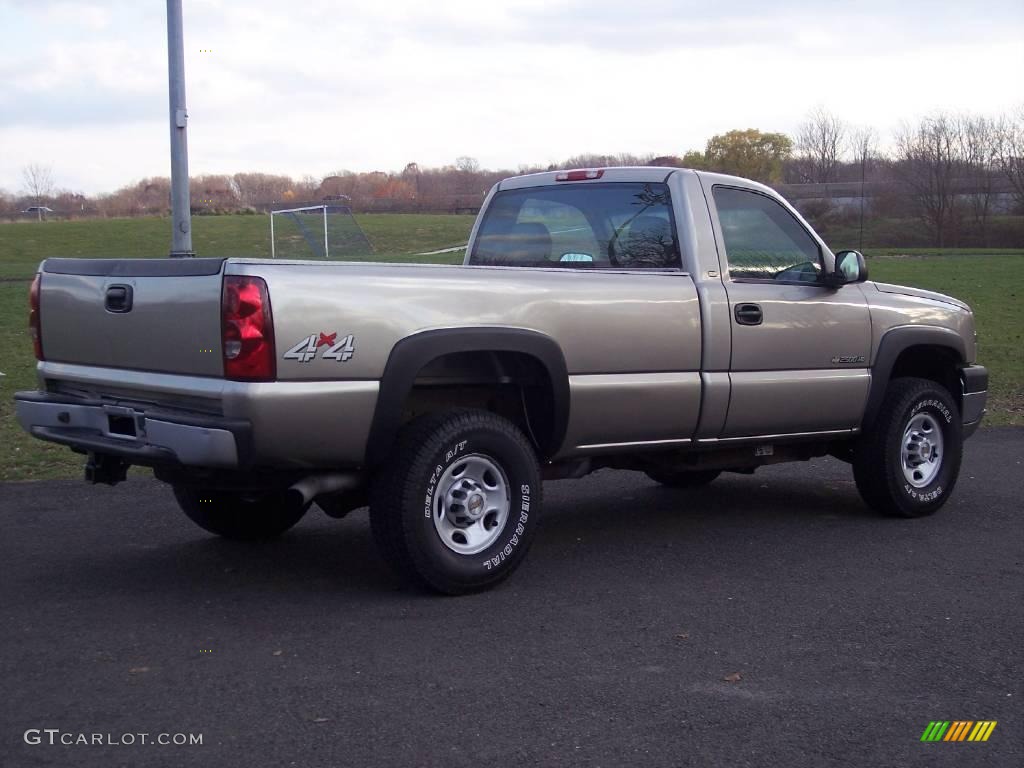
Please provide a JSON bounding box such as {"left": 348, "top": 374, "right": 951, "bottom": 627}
{"left": 15, "top": 167, "right": 988, "bottom": 594}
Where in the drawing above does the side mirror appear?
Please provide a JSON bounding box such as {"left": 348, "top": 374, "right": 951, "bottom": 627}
{"left": 825, "top": 249, "right": 868, "bottom": 287}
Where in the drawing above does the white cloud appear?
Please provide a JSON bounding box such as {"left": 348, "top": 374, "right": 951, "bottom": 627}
{"left": 0, "top": 0, "right": 1022, "bottom": 193}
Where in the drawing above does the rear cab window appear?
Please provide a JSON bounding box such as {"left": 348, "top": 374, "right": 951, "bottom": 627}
{"left": 469, "top": 182, "right": 681, "bottom": 270}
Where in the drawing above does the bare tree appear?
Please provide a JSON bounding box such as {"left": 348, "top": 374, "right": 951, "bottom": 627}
{"left": 894, "top": 114, "right": 965, "bottom": 248}
{"left": 794, "top": 107, "right": 846, "bottom": 183}
{"left": 996, "top": 106, "right": 1024, "bottom": 209}
{"left": 0, "top": 187, "right": 15, "bottom": 215}
{"left": 455, "top": 156, "right": 480, "bottom": 174}
{"left": 849, "top": 126, "right": 878, "bottom": 249}
{"left": 957, "top": 115, "right": 999, "bottom": 245}
{"left": 22, "top": 163, "right": 55, "bottom": 219}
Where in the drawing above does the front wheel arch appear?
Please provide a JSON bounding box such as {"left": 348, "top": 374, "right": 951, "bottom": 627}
{"left": 863, "top": 327, "right": 965, "bottom": 430}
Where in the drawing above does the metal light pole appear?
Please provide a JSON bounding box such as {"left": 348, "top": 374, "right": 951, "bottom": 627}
{"left": 166, "top": 0, "right": 193, "bottom": 257}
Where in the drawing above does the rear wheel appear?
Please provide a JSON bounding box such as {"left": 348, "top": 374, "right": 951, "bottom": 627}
{"left": 645, "top": 468, "right": 721, "bottom": 488}
{"left": 370, "top": 409, "right": 542, "bottom": 594}
{"left": 853, "top": 377, "right": 962, "bottom": 517}
{"left": 172, "top": 486, "right": 309, "bottom": 540}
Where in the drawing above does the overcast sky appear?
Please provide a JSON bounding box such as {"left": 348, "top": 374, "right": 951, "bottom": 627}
{"left": 1, "top": 0, "right": 1022, "bottom": 195}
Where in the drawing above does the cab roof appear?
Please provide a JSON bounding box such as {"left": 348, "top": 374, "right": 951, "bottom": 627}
{"left": 497, "top": 166, "right": 776, "bottom": 197}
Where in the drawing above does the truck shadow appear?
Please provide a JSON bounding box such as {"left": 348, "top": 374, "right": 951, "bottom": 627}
{"left": 36, "top": 469, "right": 878, "bottom": 601}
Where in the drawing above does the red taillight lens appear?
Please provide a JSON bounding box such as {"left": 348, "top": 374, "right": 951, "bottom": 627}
{"left": 222, "top": 275, "right": 275, "bottom": 381}
{"left": 29, "top": 273, "right": 43, "bottom": 360}
{"left": 556, "top": 169, "right": 605, "bottom": 181}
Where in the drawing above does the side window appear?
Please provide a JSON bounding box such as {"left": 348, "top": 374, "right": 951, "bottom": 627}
{"left": 712, "top": 186, "right": 822, "bottom": 282}
{"left": 470, "top": 183, "right": 680, "bottom": 269}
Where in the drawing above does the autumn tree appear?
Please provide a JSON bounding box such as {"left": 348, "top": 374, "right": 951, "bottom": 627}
{"left": 232, "top": 172, "right": 297, "bottom": 205}
{"left": 192, "top": 174, "right": 239, "bottom": 210}
{"left": 680, "top": 150, "right": 707, "bottom": 170}
{"left": 702, "top": 129, "right": 793, "bottom": 183}
{"left": 559, "top": 153, "right": 652, "bottom": 169}
{"left": 647, "top": 155, "right": 685, "bottom": 167}
{"left": 318, "top": 172, "right": 358, "bottom": 202}
{"left": 373, "top": 177, "right": 416, "bottom": 200}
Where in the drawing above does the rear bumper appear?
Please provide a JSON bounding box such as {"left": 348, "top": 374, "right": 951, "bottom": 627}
{"left": 961, "top": 364, "right": 988, "bottom": 439}
{"left": 14, "top": 391, "right": 252, "bottom": 468}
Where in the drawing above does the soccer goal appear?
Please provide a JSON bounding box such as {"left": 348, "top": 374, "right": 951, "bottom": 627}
{"left": 269, "top": 204, "right": 373, "bottom": 259}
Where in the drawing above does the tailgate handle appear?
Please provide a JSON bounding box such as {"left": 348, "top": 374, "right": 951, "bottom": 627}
{"left": 105, "top": 284, "right": 133, "bottom": 313}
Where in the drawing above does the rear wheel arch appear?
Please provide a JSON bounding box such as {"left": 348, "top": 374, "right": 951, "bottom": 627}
{"left": 864, "top": 327, "right": 966, "bottom": 429}
{"left": 365, "top": 328, "right": 570, "bottom": 467}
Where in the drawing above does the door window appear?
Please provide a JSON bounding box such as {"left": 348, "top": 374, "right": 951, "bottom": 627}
{"left": 712, "top": 186, "right": 822, "bottom": 282}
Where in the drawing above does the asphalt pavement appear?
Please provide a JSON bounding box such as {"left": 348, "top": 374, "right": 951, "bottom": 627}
{"left": 1, "top": 429, "right": 1021, "bottom": 768}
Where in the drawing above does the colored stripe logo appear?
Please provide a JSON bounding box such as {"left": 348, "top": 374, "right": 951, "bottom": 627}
{"left": 920, "top": 721, "right": 997, "bottom": 742}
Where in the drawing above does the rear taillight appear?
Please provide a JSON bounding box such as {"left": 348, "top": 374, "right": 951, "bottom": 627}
{"left": 222, "top": 275, "right": 275, "bottom": 381}
{"left": 29, "top": 273, "right": 43, "bottom": 360}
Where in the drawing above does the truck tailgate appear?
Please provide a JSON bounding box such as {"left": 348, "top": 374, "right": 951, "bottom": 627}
{"left": 38, "top": 258, "right": 226, "bottom": 377}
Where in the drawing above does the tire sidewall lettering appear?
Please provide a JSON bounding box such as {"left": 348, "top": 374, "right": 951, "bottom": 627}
{"left": 903, "top": 483, "right": 943, "bottom": 502}
{"left": 910, "top": 398, "right": 953, "bottom": 424}
{"left": 897, "top": 394, "right": 956, "bottom": 506}
{"left": 483, "top": 485, "right": 531, "bottom": 571}
{"left": 424, "top": 439, "right": 468, "bottom": 519}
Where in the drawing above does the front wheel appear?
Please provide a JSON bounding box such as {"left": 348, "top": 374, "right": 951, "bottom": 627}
{"left": 853, "top": 377, "right": 963, "bottom": 517}
{"left": 172, "top": 486, "right": 309, "bottom": 540}
{"left": 370, "top": 409, "right": 542, "bottom": 594}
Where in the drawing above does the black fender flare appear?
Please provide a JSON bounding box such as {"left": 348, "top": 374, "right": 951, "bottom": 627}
{"left": 365, "top": 328, "right": 570, "bottom": 467}
{"left": 863, "top": 325, "right": 966, "bottom": 428}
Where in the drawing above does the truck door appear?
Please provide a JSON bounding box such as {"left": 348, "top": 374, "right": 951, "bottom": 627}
{"left": 704, "top": 183, "right": 871, "bottom": 438}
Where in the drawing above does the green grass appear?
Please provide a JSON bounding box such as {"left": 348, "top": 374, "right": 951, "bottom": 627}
{"left": 0, "top": 213, "right": 473, "bottom": 279}
{"left": 867, "top": 253, "right": 1023, "bottom": 427}
{"left": 864, "top": 247, "right": 1024, "bottom": 258}
{"left": 0, "top": 282, "right": 83, "bottom": 480}
{"left": 0, "top": 215, "right": 1019, "bottom": 481}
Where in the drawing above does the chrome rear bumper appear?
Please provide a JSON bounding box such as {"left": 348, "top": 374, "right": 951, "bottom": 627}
{"left": 14, "top": 391, "right": 250, "bottom": 468}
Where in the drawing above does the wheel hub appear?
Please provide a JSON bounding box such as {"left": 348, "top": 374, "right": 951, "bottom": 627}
{"left": 901, "top": 412, "right": 944, "bottom": 488}
{"left": 433, "top": 454, "right": 510, "bottom": 555}
{"left": 443, "top": 478, "right": 488, "bottom": 526}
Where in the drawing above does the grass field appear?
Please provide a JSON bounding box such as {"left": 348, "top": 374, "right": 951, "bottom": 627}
{"left": 0, "top": 213, "right": 473, "bottom": 280}
{"left": 0, "top": 215, "right": 1020, "bottom": 481}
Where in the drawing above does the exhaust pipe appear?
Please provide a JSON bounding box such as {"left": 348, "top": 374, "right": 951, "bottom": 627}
{"left": 288, "top": 472, "right": 361, "bottom": 507}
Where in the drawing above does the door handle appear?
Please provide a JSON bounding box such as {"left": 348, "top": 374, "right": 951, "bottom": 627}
{"left": 734, "top": 303, "right": 762, "bottom": 326}
{"left": 105, "top": 284, "right": 133, "bottom": 313}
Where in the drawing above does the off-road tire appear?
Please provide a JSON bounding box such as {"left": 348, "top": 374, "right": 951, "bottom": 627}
{"left": 853, "top": 377, "right": 962, "bottom": 518}
{"left": 370, "top": 409, "right": 542, "bottom": 595}
{"left": 645, "top": 468, "right": 721, "bottom": 488}
{"left": 172, "top": 486, "right": 309, "bottom": 540}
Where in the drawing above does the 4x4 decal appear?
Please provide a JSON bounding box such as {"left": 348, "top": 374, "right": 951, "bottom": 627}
{"left": 284, "top": 332, "right": 355, "bottom": 363}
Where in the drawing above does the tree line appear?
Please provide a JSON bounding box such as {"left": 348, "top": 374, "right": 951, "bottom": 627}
{"left": 3, "top": 107, "right": 1022, "bottom": 248}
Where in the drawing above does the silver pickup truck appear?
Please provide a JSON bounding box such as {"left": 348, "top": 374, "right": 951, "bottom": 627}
{"left": 15, "top": 167, "right": 988, "bottom": 593}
